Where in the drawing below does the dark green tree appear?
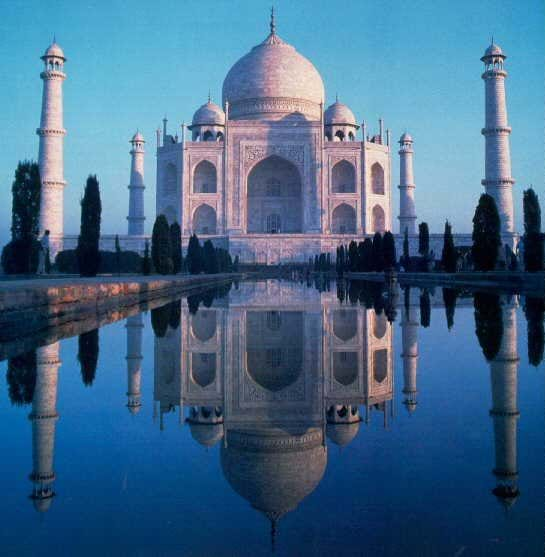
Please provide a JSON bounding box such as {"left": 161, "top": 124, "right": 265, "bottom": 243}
{"left": 441, "top": 220, "right": 457, "bottom": 273}
{"left": 348, "top": 241, "right": 359, "bottom": 272}
{"left": 362, "top": 238, "right": 373, "bottom": 271}
{"left": 203, "top": 239, "right": 219, "bottom": 274}
{"left": 326, "top": 252, "right": 331, "bottom": 271}
{"left": 169, "top": 222, "right": 182, "bottom": 274}
{"left": 6, "top": 350, "right": 37, "bottom": 406}
{"left": 314, "top": 254, "right": 319, "bottom": 271}
{"left": 418, "top": 222, "right": 429, "bottom": 257}
{"left": 383, "top": 231, "right": 396, "bottom": 270}
{"left": 115, "top": 234, "right": 121, "bottom": 276}
{"left": 168, "top": 300, "right": 181, "bottom": 330}
{"left": 77, "top": 175, "right": 102, "bottom": 277}
{"left": 1, "top": 161, "right": 41, "bottom": 274}
{"left": 151, "top": 215, "right": 173, "bottom": 275}
{"left": 151, "top": 304, "right": 170, "bottom": 337}
{"left": 78, "top": 329, "right": 99, "bottom": 386}
{"left": 336, "top": 245, "right": 345, "bottom": 275}
{"left": 474, "top": 292, "right": 503, "bottom": 360}
{"left": 472, "top": 194, "right": 501, "bottom": 271}
{"left": 142, "top": 240, "right": 151, "bottom": 275}
{"left": 522, "top": 188, "right": 544, "bottom": 272}
{"left": 402, "top": 227, "right": 409, "bottom": 270}
{"left": 186, "top": 234, "right": 203, "bottom": 275}
{"left": 372, "top": 233, "right": 384, "bottom": 272}
{"left": 442, "top": 288, "right": 458, "bottom": 330}
{"left": 524, "top": 296, "right": 545, "bottom": 366}
{"left": 419, "top": 289, "right": 431, "bottom": 328}
{"left": 233, "top": 255, "right": 239, "bottom": 272}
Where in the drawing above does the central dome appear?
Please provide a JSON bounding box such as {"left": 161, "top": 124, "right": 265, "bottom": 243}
{"left": 222, "top": 27, "right": 325, "bottom": 121}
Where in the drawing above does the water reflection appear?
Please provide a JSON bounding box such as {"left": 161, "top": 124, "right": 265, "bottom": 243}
{"left": 4, "top": 279, "right": 541, "bottom": 552}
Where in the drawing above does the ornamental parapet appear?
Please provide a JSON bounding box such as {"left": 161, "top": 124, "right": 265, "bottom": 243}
{"left": 29, "top": 472, "right": 56, "bottom": 482}
{"left": 36, "top": 128, "right": 67, "bottom": 136}
{"left": 398, "top": 183, "right": 416, "bottom": 189}
{"left": 28, "top": 412, "right": 59, "bottom": 421}
{"left": 229, "top": 96, "right": 321, "bottom": 121}
{"left": 489, "top": 409, "right": 520, "bottom": 417}
{"left": 481, "top": 178, "right": 515, "bottom": 186}
{"left": 227, "top": 429, "right": 323, "bottom": 452}
{"left": 40, "top": 70, "right": 66, "bottom": 80}
{"left": 481, "top": 69, "right": 507, "bottom": 79}
{"left": 481, "top": 126, "right": 512, "bottom": 136}
{"left": 41, "top": 180, "right": 67, "bottom": 189}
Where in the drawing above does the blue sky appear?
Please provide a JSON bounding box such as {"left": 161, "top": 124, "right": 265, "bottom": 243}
{"left": 0, "top": 0, "right": 543, "bottom": 244}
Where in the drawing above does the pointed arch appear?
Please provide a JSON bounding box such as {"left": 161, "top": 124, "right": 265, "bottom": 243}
{"left": 371, "top": 162, "right": 385, "bottom": 195}
{"left": 372, "top": 205, "right": 385, "bottom": 233}
{"left": 331, "top": 203, "right": 356, "bottom": 234}
{"left": 193, "top": 160, "right": 217, "bottom": 193}
{"left": 164, "top": 163, "right": 177, "bottom": 196}
{"left": 193, "top": 204, "right": 217, "bottom": 235}
{"left": 332, "top": 160, "right": 356, "bottom": 194}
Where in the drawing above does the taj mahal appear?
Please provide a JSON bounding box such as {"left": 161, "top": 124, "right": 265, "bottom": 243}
{"left": 35, "top": 11, "right": 516, "bottom": 261}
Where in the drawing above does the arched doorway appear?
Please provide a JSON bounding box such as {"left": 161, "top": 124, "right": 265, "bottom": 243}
{"left": 193, "top": 204, "right": 217, "bottom": 235}
{"left": 371, "top": 163, "right": 385, "bottom": 194}
{"left": 332, "top": 160, "right": 356, "bottom": 194}
{"left": 331, "top": 203, "right": 356, "bottom": 234}
{"left": 246, "top": 156, "right": 302, "bottom": 233}
{"left": 372, "top": 205, "right": 385, "bottom": 233}
{"left": 193, "top": 160, "right": 217, "bottom": 193}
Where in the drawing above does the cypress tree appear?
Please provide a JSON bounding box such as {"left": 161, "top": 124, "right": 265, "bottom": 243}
{"left": 372, "top": 233, "right": 384, "bottom": 271}
{"left": 420, "top": 289, "right": 431, "bottom": 328}
{"left": 337, "top": 245, "right": 345, "bottom": 275}
{"left": 523, "top": 188, "right": 544, "bottom": 272}
{"left": 348, "top": 241, "right": 359, "bottom": 272}
{"left": 1, "top": 161, "right": 41, "bottom": 274}
{"left": 383, "top": 231, "right": 396, "bottom": 270}
{"left": 151, "top": 304, "right": 170, "bottom": 337}
{"left": 474, "top": 292, "right": 503, "bottom": 360}
{"left": 6, "top": 350, "right": 37, "bottom": 406}
{"left": 187, "top": 234, "right": 203, "bottom": 274}
{"left": 77, "top": 175, "right": 102, "bottom": 277}
{"left": 524, "top": 296, "right": 545, "bottom": 366}
{"left": 418, "top": 222, "right": 429, "bottom": 257}
{"left": 402, "top": 227, "right": 409, "bottom": 270}
{"left": 169, "top": 222, "right": 182, "bottom": 273}
{"left": 168, "top": 300, "right": 182, "bottom": 330}
{"left": 326, "top": 253, "right": 331, "bottom": 271}
{"left": 151, "top": 215, "right": 173, "bottom": 274}
{"left": 362, "top": 238, "right": 373, "bottom": 271}
{"left": 442, "top": 288, "right": 458, "bottom": 330}
{"left": 78, "top": 329, "right": 99, "bottom": 387}
{"left": 233, "top": 255, "right": 239, "bottom": 272}
{"left": 142, "top": 240, "right": 151, "bottom": 275}
{"left": 314, "top": 254, "right": 319, "bottom": 271}
{"left": 472, "top": 194, "right": 501, "bottom": 271}
{"left": 441, "top": 220, "right": 457, "bottom": 272}
{"left": 203, "top": 239, "right": 218, "bottom": 274}
{"left": 115, "top": 234, "right": 121, "bottom": 276}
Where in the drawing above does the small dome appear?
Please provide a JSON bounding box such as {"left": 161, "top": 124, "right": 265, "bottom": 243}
{"left": 484, "top": 43, "right": 503, "bottom": 57}
{"left": 131, "top": 131, "right": 144, "bottom": 143}
{"left": 190, "top": 422, "right": 224, "bottom": 447}
{"left": 191, "top": 101, "right": 225, "bottom": 127}
{"left": 324, "top": 101, "right": 357, "bottom": 126}
{"left": 326, "top": 422, "right": 360, "bottom": 447}
{"left": 127, "top": 403, "right": 142, "bottom": 415}
{"left": 42, "top": 42, "right": 65, "bottom": 60}
{"left": 31, "top": 494, "right": 54, "bottom": 513}
{"left": 399, "top": 132, "right": 413, "bottom": 143}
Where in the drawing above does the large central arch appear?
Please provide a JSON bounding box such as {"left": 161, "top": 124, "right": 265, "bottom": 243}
{"left": 246, "top": 155, "right": 302, "bottom": 233}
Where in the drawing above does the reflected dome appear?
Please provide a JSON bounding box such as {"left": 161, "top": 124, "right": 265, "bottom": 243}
{"left": 326, "top": 422, "right": 360, "bottom": 447}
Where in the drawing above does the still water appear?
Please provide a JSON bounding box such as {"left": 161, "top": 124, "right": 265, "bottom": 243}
{"left": 0, "top": 279, "right": 543, "bottom": 556}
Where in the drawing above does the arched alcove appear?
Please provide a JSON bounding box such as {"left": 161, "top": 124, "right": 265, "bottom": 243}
{"left": 372, "top": 205, "right": 385, "bottom": 233}
{"left": 373, "top": 349, "right": 388, "bottom": 383}
{"left": 371, "top": 163, "right": 385, "bottom": 195}
{"left": 164, "top": 163, "right": 177, "bottom": 196}
{"left": 332, "top": 160, "right": 356, "bottom": 194}
{"left": 193, "top": 204, "right": 217, "bottom": 234}
{"left": 333, "top": 309, "right": 357, "bottom": 341}
{"left": 333, "top": 352, "right": 358, "bottom": 386}
{"left": 247, "top": 156, "right": 302, "bottom": 233}
{"left": 191, "top": 353, "right": 216, "bottom": 388}
{"left": 191, "top": 310, "right": 217, "bottom": 342}
{"left": 193, "top": 160, "right": 217, "bottom": 194}
{"left": 331, "top": 203, "right": 356, "bottom": 234}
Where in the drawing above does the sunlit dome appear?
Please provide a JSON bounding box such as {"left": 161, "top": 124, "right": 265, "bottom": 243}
{"left": 484, "top": 43, "right": 504, "bottom": 57}
{"left": 189, "top": 422, "right": 224, "bottom": 447}
{"left": 400, "top": 132, "right": 413, "bottom": 143}
{"left": 191, "top": 101, "right": 226, "bottom": 127}
{"left": 131, "top": 131, "right": 144, "bottom": 143}
{"left": 222, "top": 15, "right": 324, "bottom": 120}
{"left": 324, "top": 101, "right": 357, "bottom": 126}
{"left": 42, "top": 42, "right": 65, "bottom": 60}
{"left": 326, "top": 422, "right": 360, "bottom": 447}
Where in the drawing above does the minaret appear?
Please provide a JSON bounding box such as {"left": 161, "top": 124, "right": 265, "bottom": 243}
{"left": 481, "top": 42, "right": 515, "bottom": 242}
{"left": 29, "top": 342, "right": 61, "bottom": 512}
{"left": 126, "top": 314, "right": 144, "bottom": 413}
{"left": 489, "top": 297, "right": 520, "bottom": 507}
{"left": 37, "top": 41, "right": 67, "bottom": 256}
{"left": 401, "top": 288, "right": 419, "bottom": 412}
{"left": 398, "top": 133, "right": 417, "bottom": 235}
{"left": 127, "top": 132, "right": 146, "bottom": 235}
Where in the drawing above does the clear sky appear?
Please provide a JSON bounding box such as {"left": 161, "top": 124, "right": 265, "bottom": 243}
{"left": 0, "top": 0, "right": 543, "bottom": 245}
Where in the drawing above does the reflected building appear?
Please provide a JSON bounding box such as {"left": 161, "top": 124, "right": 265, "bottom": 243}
{"left": 29, "top": 342, "right": 61, "bottom": 512}
{"left": 401, "top": 288, "right": 419, "bottom": 413}
{"left": 489, "top": 297, "right": 520, "bottom": 507}
{"left": 126, "top": 314, "right": 144, "bottom": 414}
{"left": 153, "top": 280, "right": 394, "bottom": 533}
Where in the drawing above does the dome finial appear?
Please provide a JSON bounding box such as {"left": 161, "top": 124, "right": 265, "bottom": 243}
{"left": 335, "top": 92, "right": 338, "bottom": 103}
{"left": 208, "top": 89, "right": 211, "bottom": 103}
{"left": 270, "top": 6, "right": 276, "bottom": 35}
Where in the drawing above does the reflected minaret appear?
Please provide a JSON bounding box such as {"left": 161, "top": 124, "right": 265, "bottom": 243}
{"left": 490, "top": 298, "right": 520, "bottom": 507}
{"left": 401, "top": 289, "right": 419, "bottom": 412}
{"left": 29, "top": 342, "right": 61, "bottom": 512}
{"left": 126, "top": 314, "right": 144, "bottom": 413}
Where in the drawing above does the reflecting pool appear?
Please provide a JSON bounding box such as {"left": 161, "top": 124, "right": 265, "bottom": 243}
{"left": 0, "top": 279, "right": 543, "bottom": 556}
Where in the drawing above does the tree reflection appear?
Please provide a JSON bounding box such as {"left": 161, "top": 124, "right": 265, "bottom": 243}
{"left": 474, "top": 293, "right": 503, "bottom": 361}
{"left": 442, "top": 288, "right": 459, "bottom": 331}
{"left": 523, "top": 296, "right": 545, "bottom": 367}
{"left": 419, "top": 289, "right": 431, "bottom": 328}
{"left": 78, "top": 329, "right": 99, "bottom": 386}
{"left": 7, "top": 350, "right": 37, "bottom": 405}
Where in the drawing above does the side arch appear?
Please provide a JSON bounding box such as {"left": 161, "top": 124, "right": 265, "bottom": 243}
{"left": 332, "top": 160, "right": 356, "bottom": 194}
{"left": 372, "top": 205, "right": 385, "bottom": 233}
{"left": 193, "top": 204, "right": 217, "bottom": 235}
{"left": 331, "top": 203, "right": 356, "bottom": 234}
{"left": 193, "top": 160, "right": 217, "bottom": 194}
{"left": 371, "top": 162, "right": 385, "bottom": 195}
